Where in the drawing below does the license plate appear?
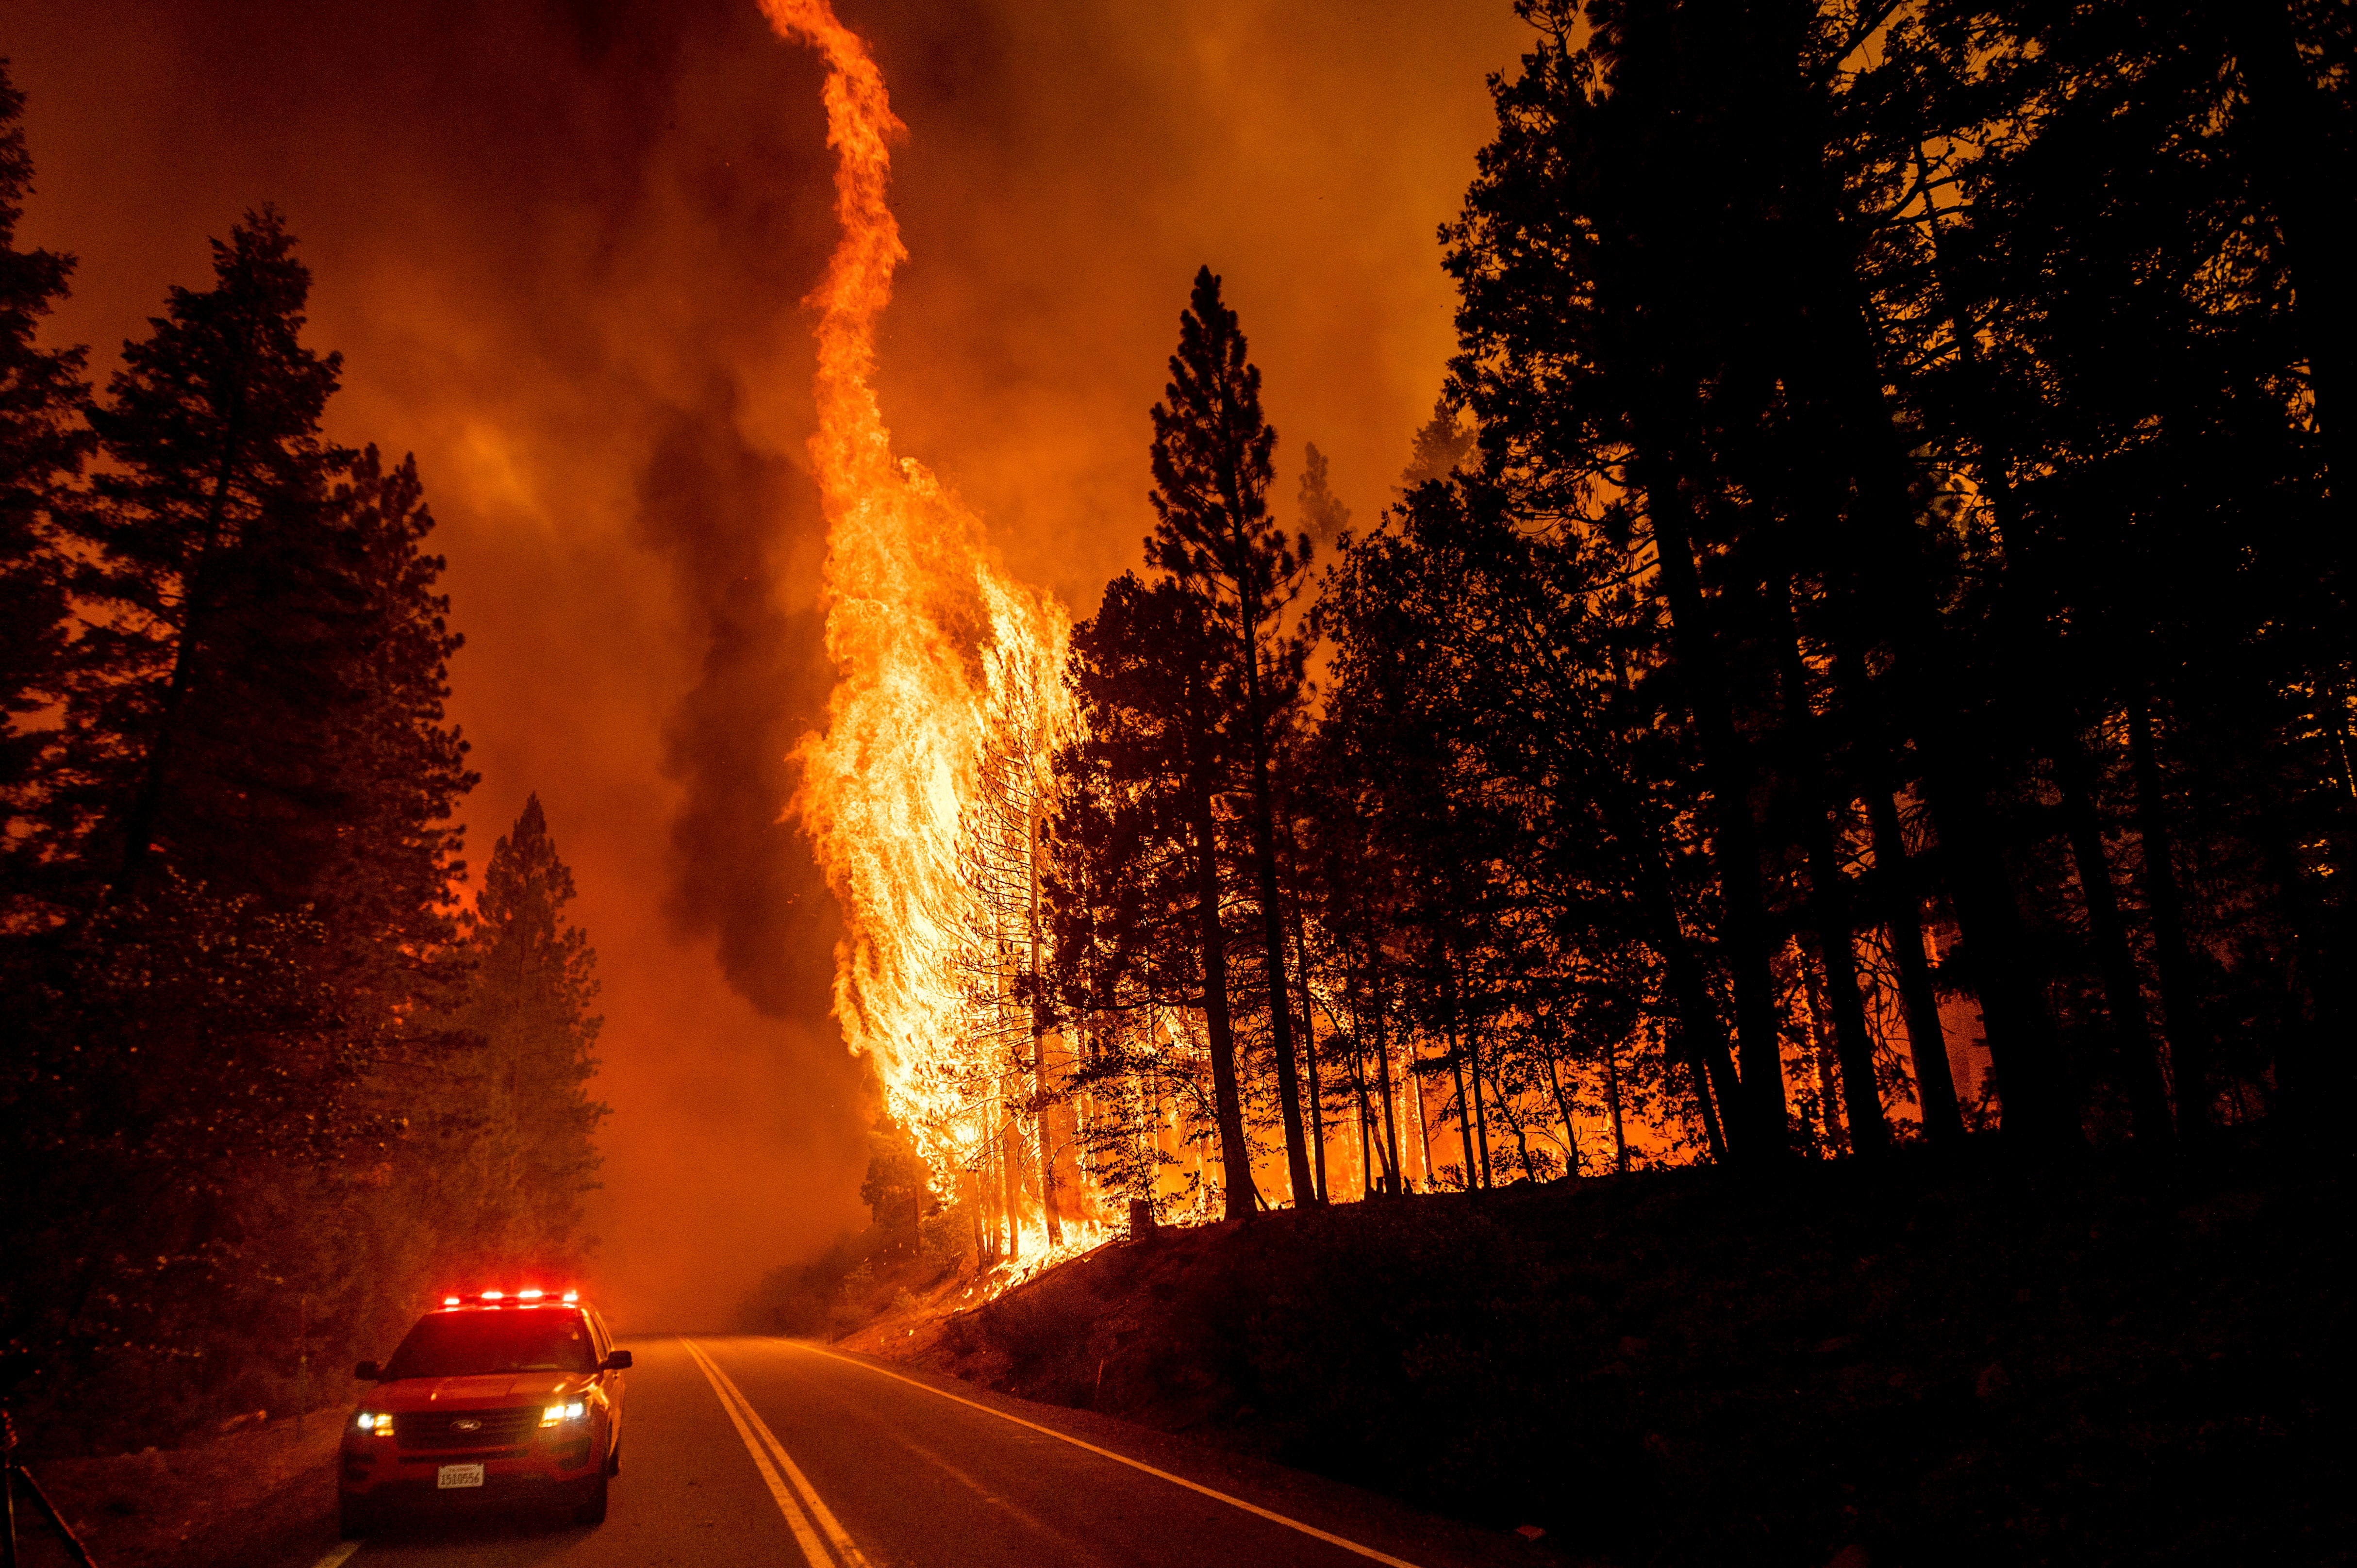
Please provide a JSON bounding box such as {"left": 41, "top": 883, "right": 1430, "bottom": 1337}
{"left": 437, "top": 1463, "right": 486, "bottom": 1489}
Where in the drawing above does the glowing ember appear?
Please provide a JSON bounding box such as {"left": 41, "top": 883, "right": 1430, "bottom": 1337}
{"left": 762, "top": 0, "right": 1082, "bottom": 1241}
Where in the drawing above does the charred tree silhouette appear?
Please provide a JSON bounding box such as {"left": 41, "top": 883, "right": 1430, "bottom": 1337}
{"left": 1146, "top": 268, "right": 1318, "bottom": 1209}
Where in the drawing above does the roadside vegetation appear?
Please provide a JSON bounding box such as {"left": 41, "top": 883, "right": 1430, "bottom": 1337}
{"left": 888, "top": 1135, "right": 2346, "bottom": 1567}
{"left": 0, "top": 63, "right": 605, "bottom": 1455}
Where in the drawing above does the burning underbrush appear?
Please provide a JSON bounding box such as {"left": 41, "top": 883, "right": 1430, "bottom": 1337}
{"left": 736, "top": 1191, "right": 1119, "bottom": 1341}
{"left": 844, "top": 1134, "right": 2345, "bottom": 1568}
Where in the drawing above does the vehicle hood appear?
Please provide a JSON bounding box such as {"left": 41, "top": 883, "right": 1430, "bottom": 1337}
{"left": 373, "top": 1373, "right": 592, "bottom": 1408}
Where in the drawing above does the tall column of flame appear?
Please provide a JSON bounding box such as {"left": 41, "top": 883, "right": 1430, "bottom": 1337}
{"left": 761, "top": 0, "right": 1073, "bottom": 1175}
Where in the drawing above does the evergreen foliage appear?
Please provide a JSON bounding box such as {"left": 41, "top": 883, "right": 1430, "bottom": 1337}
{"left": 1042, "top": 0, "right": 2352, "bottom": 1213}
{"left": 0, "top": 60, "right": 90, "bottom": 827}
{"left": 440, "top": 794, "right": 610, "bottom": 1274}
{"left": 0, "top": 88, "right": 603, "bottom": 1452}
{"left": 1144, "top": 268, "right": 1320, "bottom": 1210}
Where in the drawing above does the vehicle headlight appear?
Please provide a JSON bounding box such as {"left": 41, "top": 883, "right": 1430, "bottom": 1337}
{"left": 355, "top": 1412, "right": 394, "bottom": 1436}
{"left": 540, "top": 1401, "right": 588, "bottom": 1426}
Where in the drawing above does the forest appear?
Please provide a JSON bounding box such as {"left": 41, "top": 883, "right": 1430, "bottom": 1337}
{"left": 0, "top": 63, "right": 606, "bottom": 1450}
{"left": 5, "top": 0, "right": 2351, "bottom": 1474}
{"left": 925, "top": 0, "right": 2357, "bottom": 1252}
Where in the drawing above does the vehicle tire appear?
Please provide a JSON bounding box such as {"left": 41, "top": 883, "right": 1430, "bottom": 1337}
{"left": 574, "top": 1463, "right": 610, "bottom": 1526}
{"left": 338, "top": 1496, "right": 374, "bottom": 1539}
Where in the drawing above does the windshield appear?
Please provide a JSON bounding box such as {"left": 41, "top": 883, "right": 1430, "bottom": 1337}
{"left": 383, "top": 1308, "right": 599, "bottom": 1379}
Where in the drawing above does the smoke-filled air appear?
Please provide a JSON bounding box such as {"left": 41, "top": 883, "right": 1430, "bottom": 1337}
{"left": 2, "top": 0, "right": 2347, "bottom": 1564}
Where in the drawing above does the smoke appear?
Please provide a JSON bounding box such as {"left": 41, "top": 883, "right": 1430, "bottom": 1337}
{"left": 636, "top": 383, "right": 842, "bottom": 1019}
{"left": 6, "top": 0, "right": 1527, "bottom": 1327}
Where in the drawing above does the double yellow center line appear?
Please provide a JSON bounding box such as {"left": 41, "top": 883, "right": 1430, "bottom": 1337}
{"left": 681, "top": 1337, "right": 872, "bottom": 1568}
{"left": 689, "top": 1337, "right": 1429, "bottom": 1568}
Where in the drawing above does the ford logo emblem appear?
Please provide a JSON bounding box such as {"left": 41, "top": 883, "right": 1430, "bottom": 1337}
{"left": 451, "top": 1419, "right": 482, "bottom": 1432}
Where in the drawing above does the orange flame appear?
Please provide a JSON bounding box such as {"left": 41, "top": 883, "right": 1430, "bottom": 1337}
{"left": 762, "top": 0, "right": 1076, "bottom": 1189}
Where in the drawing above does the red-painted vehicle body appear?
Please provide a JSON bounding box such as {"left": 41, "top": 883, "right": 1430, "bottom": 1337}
{"left": 339, "top": 1291, "right": 629, "bottom": 1535}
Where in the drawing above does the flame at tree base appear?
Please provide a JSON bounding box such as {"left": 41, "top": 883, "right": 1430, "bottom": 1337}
{"left": 964, "top": 1218, "right": 1114, "bottom": 1302}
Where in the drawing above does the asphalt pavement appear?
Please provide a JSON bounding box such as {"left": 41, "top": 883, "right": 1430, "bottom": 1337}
{"left": 305, "top": 1335, "right": 1552, "bottom": 1568}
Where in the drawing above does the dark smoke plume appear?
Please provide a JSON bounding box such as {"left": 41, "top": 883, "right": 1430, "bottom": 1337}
{"left": 636, "top": 382, "right": 842, "bottom": 1022}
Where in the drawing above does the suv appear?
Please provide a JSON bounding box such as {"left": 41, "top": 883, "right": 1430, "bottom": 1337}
{"left": 340, "top": 1289, "right": 630, "bottom": 1535}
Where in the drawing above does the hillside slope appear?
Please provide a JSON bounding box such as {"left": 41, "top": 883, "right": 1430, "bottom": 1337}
{"left": 856, "top": 1139, "right": 2347, "bottom": 1567}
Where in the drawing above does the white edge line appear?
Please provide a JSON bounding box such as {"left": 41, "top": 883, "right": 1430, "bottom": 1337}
{"left": 689, "top": 1340, "right": 875, "bottom": 1568}
{"left": 681, "top": 1336, "right": 834, "bottom": 1567}
{"left": 788, "top": 1339, "right": 1430, "bottom": 1568}
{"left": 307, "top": 1543, "right": 363, "bottom": 1568}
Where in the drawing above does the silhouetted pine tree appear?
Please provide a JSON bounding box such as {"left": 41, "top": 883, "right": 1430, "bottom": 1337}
{"left": 444, "top": 794, "right": 608, "bottom": 1272}
{"left": 0, "top": 62, "right": 90, "bottom": 839}
{"left": 0, "top": 205, "right": 484, "bottom": 1446}
{"left": 1148, "top": 267, "right": 1320, "bottom": 1206}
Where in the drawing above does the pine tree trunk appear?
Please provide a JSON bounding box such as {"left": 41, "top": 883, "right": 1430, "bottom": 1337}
{"left": 1445, "top": 986, "right": 1477, "bottom": 1189}
{"left": 1000, "top": 1114, "right": 1024, "bottom": 1259}
{"left": 1774, "top": 592, "right": 1889, "bottom": 1154}
{"left": 2127, "top": 696, "right": 2212, "bottom": 1143}
{"left": 1798, "top": 952, "right": 1846, "bottom": 1155}
{"left": 1373, "top": 998, "right": 1402, "bottom": 1194}
{"left": 981, "top": 1138, "right": 1000, "bottom": 1265}
{"left": 1863, "top": 786, "right": 1965, "bottom": 1142}
{"left": 1411, "top": 1034, "right": 1436, "bottom": 1186}
{"left": 1685, "top": 1033, "right": 1728, "bottom": 1163}
{"left": 1601, "top": 638, "right": 1749, "bottom": 1138}
{"left": 1355, "top": 1051, "right": 1376, "bottom": 1199}
{"left": 1282, "top": 842, "right": 1328, "bottom": 1203}
{"left": 1028, "top": 793, "right": 1063, "bottom": 1244}
{"left": 1828, "top": 595, "right": 2068, "bottom": 1144}
{"left": 1242, "top": 718, "right": 1314, "bottom": 1205}
{"left": 1630, "top": 441, "right": 1789, "bottom": 1159}
{"left": 1500, "top": 1089, "right": 1539, "bottom": 1184}
{"left": 1620, "top": 821, "right": 1740, "bottom": 1134}
{"left": 1802, "top": 886, "right": 1887, "bottom": 1156}
{"left": 1793, "top": 129, "right": 2076, "bottom": 1146}
{"left": 1915, "top": 714, "right": 2069, "bottom": 1141}
{"left": 1543, "top": 1050, "right": 1584, "bottom": 1177}
{"left": 2050, "top": 727, "right": 2176, "bottom": 1146}
{"left": 1605, "top": 1026, "right": 1629, "bottom": 1174}
{"left": 1471, "top": 1035, "right": 1493, "bottom": 1190}
{"left": 1455, "top": 954, "right": 1493, "bottom": 1188}
{"left": 1225, "top": 525, "right": 1315, "bottom": 1207}
{"left": 1030, "top": 1030, "right": 1062, "bottom": 1246}
{"left": 1187, "top": 766, "right": 1256, "bottom": 1220}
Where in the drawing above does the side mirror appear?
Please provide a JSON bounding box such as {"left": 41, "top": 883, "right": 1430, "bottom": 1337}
{"left": 602, "top": 1350, "right": 632, "bottom": 1372}
{"left": 354, "top": 1360, "right": 382, "bottom": 1382}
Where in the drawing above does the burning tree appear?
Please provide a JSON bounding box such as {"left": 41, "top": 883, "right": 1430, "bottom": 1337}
{"left": 767, "top": 0, "right": 1101, "bottom": 1271}
{"left": 948, "top": 623, "right": 1075, "bottom": 1262}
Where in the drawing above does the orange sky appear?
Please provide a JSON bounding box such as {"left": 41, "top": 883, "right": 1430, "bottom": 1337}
{"left": 5, "top": 0, "right": 1527, "bottom": 1327}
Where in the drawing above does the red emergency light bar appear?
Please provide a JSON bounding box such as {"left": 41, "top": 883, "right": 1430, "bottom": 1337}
{"left": 439, "top": 1287, "right": 581, "bottom": 1308}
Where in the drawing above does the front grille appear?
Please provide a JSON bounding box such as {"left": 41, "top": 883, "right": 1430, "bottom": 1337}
{"left": 396, "top": 1406, "right": 540, "bottom": 1451}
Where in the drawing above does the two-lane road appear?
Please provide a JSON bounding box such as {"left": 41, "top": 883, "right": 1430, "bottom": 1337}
{"left": 314, "top": 1337, "right": 1544, "bottom": 1568}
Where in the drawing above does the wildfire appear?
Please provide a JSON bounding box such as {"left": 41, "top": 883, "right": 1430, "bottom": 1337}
{"left": 761, "top": 0, "right": 1079, "bottom": 1235}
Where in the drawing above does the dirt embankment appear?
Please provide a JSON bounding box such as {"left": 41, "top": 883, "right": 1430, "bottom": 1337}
{"left": 853, "top": 1138, "right": 2348, "bottom": 1568}
{"left": 13, "top": 1410, "right": 340, "bottom": 1568}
